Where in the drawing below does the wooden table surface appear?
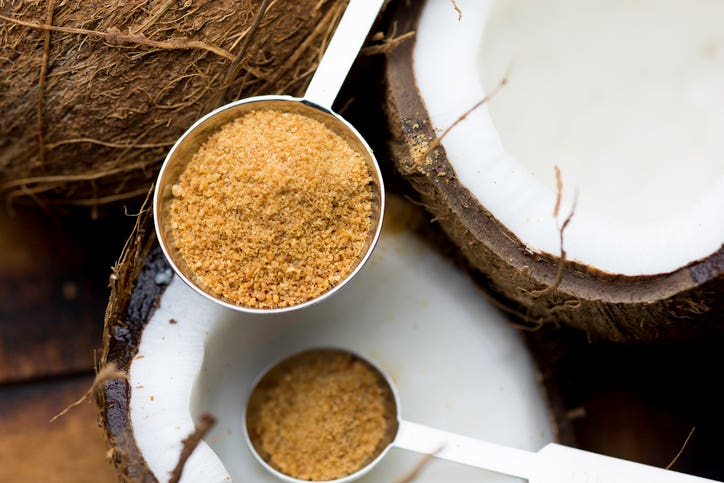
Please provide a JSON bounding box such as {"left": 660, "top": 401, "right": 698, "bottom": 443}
{"left": 1, "top": 204, "right": 722, "bottom": 482}
{"left": 0, "top": 206, "right": 132, "bottom": 483}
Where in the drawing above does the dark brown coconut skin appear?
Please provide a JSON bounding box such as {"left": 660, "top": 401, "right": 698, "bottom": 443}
{"left": 97, "top": 202, "right": 169, "bottom": 482}
{"left": 383, "top": 0, "right": 723, "bottom": 342}
{"left": 0, "top": 0, "right": 346, "bottom": 210}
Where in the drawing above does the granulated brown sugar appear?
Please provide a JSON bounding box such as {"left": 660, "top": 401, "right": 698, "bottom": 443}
{"left": 246, "top": 350, "right": 395, "bottom": 481}
{"left": 169, "top": 109, "right": 373, "bottom": 309}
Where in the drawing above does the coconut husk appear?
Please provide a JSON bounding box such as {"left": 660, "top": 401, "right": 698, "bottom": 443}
{"left": 0, "top": 0, "right": 348, "bottom": 214}
{"left": 381, "top": 0, "right": 723, "bottom": 342}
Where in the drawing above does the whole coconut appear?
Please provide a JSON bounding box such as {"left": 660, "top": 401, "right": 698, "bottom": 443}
{"left": 0, "top": 0, "right": 348, "bottom": 212}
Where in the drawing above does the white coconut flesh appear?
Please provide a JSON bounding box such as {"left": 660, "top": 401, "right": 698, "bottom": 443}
{"left": 415, "top": 0, "right": 724, "bottom": 276}
{"left": 129, "top": 198, "right": 553, "bottom": 482}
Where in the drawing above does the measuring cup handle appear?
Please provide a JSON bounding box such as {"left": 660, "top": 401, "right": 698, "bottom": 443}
{"left": 535, "top": 444, "right": 720, "bottom": 483}
{"left": 395, "top": 422, "right": 718, "bottom": 483}
{"left": 394, "top": 420, "right": 538, "bottom": 480}
{"left": 303, "top": 0, "right": 386, "bottom": 109}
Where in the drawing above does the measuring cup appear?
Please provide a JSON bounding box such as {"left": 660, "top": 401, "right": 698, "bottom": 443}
{"left": 244, "top": 348, "right": 717, "bottom": 483}
{"left": 153, "top": 0, "right": 386, "bottom": 314}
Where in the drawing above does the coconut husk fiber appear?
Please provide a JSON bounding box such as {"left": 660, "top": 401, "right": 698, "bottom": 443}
{"left": 0, "top": 0, "right": 348, "bottom": 214}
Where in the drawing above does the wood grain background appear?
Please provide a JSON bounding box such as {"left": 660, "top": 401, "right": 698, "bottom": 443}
{"left": 0, "top": 206, "right": 133, "bottom": 482}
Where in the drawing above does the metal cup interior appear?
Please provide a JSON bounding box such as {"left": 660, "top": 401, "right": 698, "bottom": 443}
{"left": 153, "top": 95, "right": 385, "bottom": 314}
{"left": 243, "top": 348, "right": 401, "bottom": 483}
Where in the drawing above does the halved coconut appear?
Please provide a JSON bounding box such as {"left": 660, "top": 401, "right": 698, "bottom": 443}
{"left": 98, "top": 195, "right": 556, "bottom": 482}
{"left": 384, "top": 0, "right": 724, "bottom": 342}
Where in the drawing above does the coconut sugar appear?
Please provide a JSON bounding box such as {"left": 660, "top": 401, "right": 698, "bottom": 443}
{"left": 169, "top": 109, "right": 373, "bottom": 309}
{"left": 246, "top": 350, "right": 393, "bottom": 481}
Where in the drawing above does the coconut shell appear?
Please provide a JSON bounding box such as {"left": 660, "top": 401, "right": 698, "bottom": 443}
{"left": 96, "top": 197, "right": 166, "bottom": 481}
{"left": 382, "top": 0, "right": 723, "bottom": 342}
{"left": 0, "top": 0, "right": 347, "bottom": 211}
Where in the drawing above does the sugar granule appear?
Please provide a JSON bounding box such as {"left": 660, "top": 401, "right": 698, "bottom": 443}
{"left": 169, "top": 109, "right": 373, "bottom": 309}
{"left": 249, "top": 351, "right": 390, "bottom": 481}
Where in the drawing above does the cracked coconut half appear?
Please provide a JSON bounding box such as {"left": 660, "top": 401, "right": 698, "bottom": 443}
{"left": 97, "top": 195, "right": 556, "bottom": 482}
{"left": 384, "top": 0, "right": 723, "bottom": 342}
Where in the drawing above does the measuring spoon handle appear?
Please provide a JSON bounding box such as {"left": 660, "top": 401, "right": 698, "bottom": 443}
{"left": 394, "top": 420, "right": 536, "bottom": 479}
{"left": 395, "top": 420, "right": 719, "bottom": 483}
{"left": 536, "top": 443, "right": 719, "bottom": 483}
{"left": 303, "top": 0, "right": 386, "bottom": 109}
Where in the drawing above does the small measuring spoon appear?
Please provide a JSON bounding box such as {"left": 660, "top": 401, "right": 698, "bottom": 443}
{"left": 153, "top": 0, "right": 386, "bottom": 314}
{"left": 244, "top": 348, "right": 717, "bottom": 483}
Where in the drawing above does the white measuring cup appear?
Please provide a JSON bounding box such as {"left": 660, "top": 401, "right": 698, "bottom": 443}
{"left": 244, "top": 348, "right": 719, "bottom": 483}
{"left": 153, "top": 0, "right": 386, "bottom": 314}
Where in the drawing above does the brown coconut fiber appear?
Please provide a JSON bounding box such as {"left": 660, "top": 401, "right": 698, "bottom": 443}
{"left": 0, "top": 0, "right": 348, "bottom": 213}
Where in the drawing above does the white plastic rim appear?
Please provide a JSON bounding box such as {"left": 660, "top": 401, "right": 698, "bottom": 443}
{"left": 414, "top": 0, "right": 724, "bottom": 275}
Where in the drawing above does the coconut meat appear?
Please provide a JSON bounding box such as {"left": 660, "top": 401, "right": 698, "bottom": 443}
{"left": 415, "top": 0, "right": 724, "bottom": 275}
{"left": 129, "top": 287, "right": 231, "bottom": 483}
{"left": 127, "top": 197, "right": 554, "bottom": 482}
